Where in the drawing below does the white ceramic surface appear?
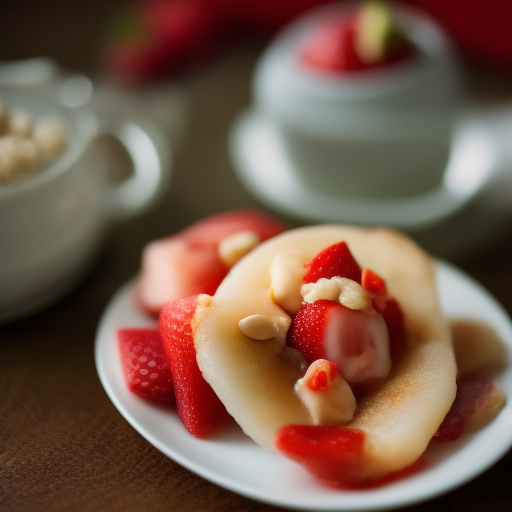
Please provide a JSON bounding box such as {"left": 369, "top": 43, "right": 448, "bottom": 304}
{"left": 252, "top": 1, "right": 460, "bottom": 199}
{"left": 95, "top": 261, "right": 512, "bottom": 511}
{"left": 0, "top": 87, "right": 171, "bottom": 323}
{"left": 229, "top": 108, "right": 497, "bottom": 230}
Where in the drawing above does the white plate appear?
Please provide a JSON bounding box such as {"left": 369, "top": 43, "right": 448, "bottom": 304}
{"left": 95, "top": 261, "right": 512, "bottom": 511}
{"left": 229, "top": 109, "right": 497, "bottom": 230}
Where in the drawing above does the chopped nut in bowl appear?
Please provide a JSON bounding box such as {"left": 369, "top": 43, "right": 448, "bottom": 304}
{"left": 0, "top": 97, "right": 67, "bottom": 183}
{"left": 0, "top": 87, "right": 171, "bottom": 323}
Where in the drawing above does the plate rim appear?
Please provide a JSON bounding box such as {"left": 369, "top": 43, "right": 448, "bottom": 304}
{"left": 228, "top": 109, "right": 497, "bottom": 230}
{"left": 95, "top": 261, "right": 512, "bottom": 510}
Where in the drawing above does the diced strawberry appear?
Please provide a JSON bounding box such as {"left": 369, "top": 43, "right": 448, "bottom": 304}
{"left": 361, "top": 268, "right": 387, "bottom": 313}
{"left": 117, "top": 328, "right": 174, "bottom": 404}
{"left": 362, "top": 268, "right": 406, "bottom": 363}
{"left": 277, "top": 423, "right": 429, "bottom": 488}
{"left": 432, "top": 374, "right": 506, "bottom": 442}
{"left": 287, "top": 299, "right": 391, "bottom": 384}
{"left": 159, "top": 295, "right": 227, "bottom": 437}
{"left": 382, "top": 297, "right": 406, "bottom": 364}
{"left": 276, "top": 425, "right": 366, "bottom": 487}
{"left": 179, "top": 209, "right": 287, "bottom": 247}
{"left": 361, "top": 268, "right": 387, "bottom": 297}
{"left": 137, "top": 210, "right": 287, "bottom": 316}
{"left": 303, "top": 241, "right": 362, "bottom": 284}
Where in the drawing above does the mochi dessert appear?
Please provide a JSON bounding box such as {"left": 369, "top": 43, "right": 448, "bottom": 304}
{"left": 118, "top": 213, "right": 506, "bottom": 488}
{"left": 252, "top": 0, "right": 460, "bottom": 199}
{"left": 191, "top": 225, "right": 458, "bottom": 484}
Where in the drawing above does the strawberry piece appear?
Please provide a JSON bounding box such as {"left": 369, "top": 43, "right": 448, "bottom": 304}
{"left": 287, "top": 300, "right": 329, "bottom": 363}
{"left": 276, "top": 425, "right": 366, "bottom": 487}
{"left": 303, "top": 241, "right": 362, "bottom": 284}
{"left": 287, "top": 299, "right": 391, "bottom": 384}
{"left": 159, "top": 295, "right": 227, "bottom": 437}
{"left": 362, "top": 268, "right": 406, "bottom": 363}
{"left": 306, "top": 360, "right": 340, "bottom": 392}
{"left": 301, "top": 19, "right": 367, "bottom": 72}
{"left": 382, "top": 297, "right": 406, "bottom": 364}
{"left": 137, "top": 210, "right": 287, "bottom": 316}
{"left": 361, "top": 268, "right": 387, "bottom": 313}
{"left": 276, "top": 424, "right": 427, "bottom": 488}
{"left": 361, "top": 268, "right": 387, "bottom": 297}
{"left": 178, "top": 209, "right": 287, "bottom": 247}
{"left": 105, "top": 0, "right": 226, "bottom": 82}
{"left": 117, "top": 328, "right": 174, "bottom": 404}
{"left": 432, "top": 374, "right": 506, "bottom": 442}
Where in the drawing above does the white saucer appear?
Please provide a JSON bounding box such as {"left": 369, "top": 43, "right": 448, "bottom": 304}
{"left": 229, "top": 109, "right": 498, "bottom": 230}
{"left": 95, "top": 261, "right": 512, "bottom": 510}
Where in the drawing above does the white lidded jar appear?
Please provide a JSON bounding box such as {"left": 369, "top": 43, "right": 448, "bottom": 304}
{"left": 253, "top": 1, "right": 460, "bottom": 200}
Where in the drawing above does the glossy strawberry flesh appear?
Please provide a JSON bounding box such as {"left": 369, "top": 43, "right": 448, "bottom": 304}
{"left": 287, "top": 300, "right": 391, "bottom": 384}
{"left": 381, "top": 297, "right": 406, "bottom": 364}
{"left": 160, "top": 295, "right": 227, "bottom": 437}
{"left": 117, "top": 328, "right": 174, "bottom": 404}
{"left": 361, "top": 268, "right": 388, "bottom": 313}
{"left": 276, "top": 424, "right": 366, "bottom": 487}
{"left": 179, "top": 209, "right": 287, "bottom": 248}
{"left": 137, "top": 210, "right": 287, "bottom": 316}
{"left": 277, "top": 423, "right": 428, "bottom": 488}
{"left": 325, "top": 302, "right": 391, "bottom": 382}
{"left": 300, "top": 241, "right": 406, "bottom": 370}
{"left": 287, "top": 300, "right": 329, "bottom": 362}
{"left": 303, "top": 241, "right": 362, "bottom": 284}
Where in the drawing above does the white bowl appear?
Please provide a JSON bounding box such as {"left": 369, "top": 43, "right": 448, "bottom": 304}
{"left": 0, "top": 85, "right": 171, "bottom": 323}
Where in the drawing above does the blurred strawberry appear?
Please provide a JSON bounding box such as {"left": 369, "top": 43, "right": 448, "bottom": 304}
{"left": 136, "top": 210, "right": 287, "bottom": 316}
{"left": 104, "top": 0, "right": 512, "bottom": 81}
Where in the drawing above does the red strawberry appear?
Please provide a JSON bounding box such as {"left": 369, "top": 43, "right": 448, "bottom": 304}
{"left": 178, "top": 209, "right": 287, "bottom": 247}
{"left": 276, "top": 424, "right": 366, "bottom": 487}
{"left": 159, "top": 295, "right": 227, "bottom": 437}
{"left": 287, "top": 299, "right": 391, "bottom": 384}
{"left": 362, "top": 268, "right": 406, "bottom": 363}
{"left": 287, "top": 300, "right": 329, "bottom": 363}
{"left": 381, "top": 297, "right": 406, "bottom": 364}
{"left": 137, "top": 210, "right": 287, "bottom": 316}
{"left": 277, "top": 424, "right": 428, "bottom": 488}
{"left": 361, "top": 268, "right": 387, "bottom": 313}
{"left": 303, "top": 241, "right": 362, "bottom": 284}
{"left": 432, "top": 374, "right": 505, "bottom": 442}
{"left": 117, "top": 328, "right": 174, "bottom": 404}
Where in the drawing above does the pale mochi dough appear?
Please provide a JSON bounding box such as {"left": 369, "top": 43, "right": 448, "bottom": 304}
{"left": 193, "top": 225, "right": 457, "bottom": 481}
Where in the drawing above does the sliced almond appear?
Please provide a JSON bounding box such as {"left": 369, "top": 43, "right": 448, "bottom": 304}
{"left": 238, "top": 314, "right": 280, "bottom": 340}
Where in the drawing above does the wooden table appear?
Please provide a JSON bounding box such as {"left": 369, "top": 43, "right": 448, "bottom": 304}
{"left": 1, "top": 3, "right": 512, "bottom": 510}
